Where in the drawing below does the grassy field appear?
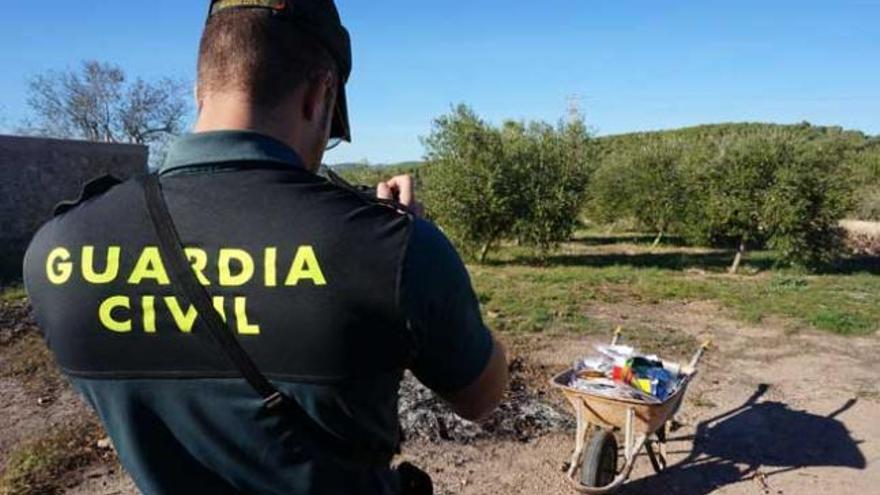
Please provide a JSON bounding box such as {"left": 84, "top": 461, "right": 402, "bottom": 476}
{"left": 3, "top": 232, "right": 877, "bottom": 337}
{"left": 470, "top": 231, "right": 880, "bottom": 336}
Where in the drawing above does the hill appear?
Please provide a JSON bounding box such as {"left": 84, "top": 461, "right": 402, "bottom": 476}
{"left": 593, "top": 122, "right": 880, "bottom": 220}
{"left": 329, "top": 160, "right": 425, "bottom": 171}
{"left": 333, "top": 122, "right": 878, "bottom": 172}
{"left": 595, "top": 121, "right": 876, "bottom": 155}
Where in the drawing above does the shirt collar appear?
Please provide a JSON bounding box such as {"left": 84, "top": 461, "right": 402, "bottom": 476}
{"left": 159, "top": 130, "right": 304, "bottom": 175}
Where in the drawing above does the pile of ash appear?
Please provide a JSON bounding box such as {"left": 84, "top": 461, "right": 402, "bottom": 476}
{"left": 398, "top": 357, "right": 573, "bottom": 443}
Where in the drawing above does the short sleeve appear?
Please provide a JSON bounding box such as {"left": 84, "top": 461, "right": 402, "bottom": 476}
{"left": 400, "top": 219, "right": 494, "bottom": 393}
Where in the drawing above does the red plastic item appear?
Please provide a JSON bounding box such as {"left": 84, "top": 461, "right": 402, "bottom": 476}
{"left": 612, "top": 365, "right": 634, "bottom": 384}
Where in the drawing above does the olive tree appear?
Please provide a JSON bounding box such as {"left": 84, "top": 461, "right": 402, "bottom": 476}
{"left": 508, "top": 119, "right": 592, "bottom": 253}
{"left": 422, "top": 105, "right": 523, "bottom": 262}
{"left": 588, "top": 140, "right": 689, "bottom": 246}
{"left": 692, "top": 133, "right": 853, "bottom": 272}
{"left": 423, "top": 105, "right": 592, "bottom": 262}
{"left": 586, "top": 153, "right": 635, "bottom": 227}
{"left": 763, "top": 140, "right": 853, "bottom": 268}
{"left": 695, "top": 134, "right": 787, "bottom": 273}
{"left": 626, "top": 141, "right": 688, "bottom": 246}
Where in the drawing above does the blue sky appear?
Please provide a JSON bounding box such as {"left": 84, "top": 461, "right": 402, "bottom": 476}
{"left": 0, "top": 1, "right": 878, "bottom": 164}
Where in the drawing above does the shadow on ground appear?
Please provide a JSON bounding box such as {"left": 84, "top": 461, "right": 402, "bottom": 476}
{"left": 489, "top": 234, "right": 880, "bottom": 274}
{"left": 829, "top": 255, "right": 880, "bottom": 275}
{"left": 573, "top": 235, "right": 691, "bottom": 248}
{"left": 490, "top": 250, "right": 778, "bottom": 273}
{"left": 619, "top": 384, "right": 866, "bottom": 495}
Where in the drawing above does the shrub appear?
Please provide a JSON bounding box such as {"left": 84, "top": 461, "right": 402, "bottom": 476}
{"left": 686, "top": 133, "right": 852, "bottom": 272}
{"left": 422, "top": 105, "right": 592, "bottom": 261}
{"left": 422, "top": 105, "right": 522, "bottom": 261}
{"left": 508, "top": 119, "right": 592, "bottom": 253}
{"left": 763, "top": 140, "right": 853, "bottom": 268}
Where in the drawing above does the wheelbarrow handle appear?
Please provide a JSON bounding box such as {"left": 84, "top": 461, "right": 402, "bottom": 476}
{"left": 610, "top": 326, "right": 623, "bottom": 346}
{"left": 687, "top": 340, "right": 712, "bottom": 371}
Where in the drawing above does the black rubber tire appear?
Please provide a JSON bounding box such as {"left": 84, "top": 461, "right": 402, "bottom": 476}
{"left": 580, "top": 429, "right": 619, "bottom": 488}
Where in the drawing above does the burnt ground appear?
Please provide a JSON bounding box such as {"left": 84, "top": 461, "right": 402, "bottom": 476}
{"left": 398, "top": 359, "right": 573, "bottom": 444}
{"left": 1, "top": 296, "right": 878, "bottom": 494}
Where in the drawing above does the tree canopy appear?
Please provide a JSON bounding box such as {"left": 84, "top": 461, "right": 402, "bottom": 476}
{"left": 23, "top": 61, "right": 189, "bottom": 149}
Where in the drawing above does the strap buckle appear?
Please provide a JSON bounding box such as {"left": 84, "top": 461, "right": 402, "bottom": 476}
{"left": 263, "top": 391, "right": 286, "bottom": 411}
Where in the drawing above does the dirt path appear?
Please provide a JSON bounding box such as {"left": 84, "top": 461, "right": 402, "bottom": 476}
{"left": 2, "top": 299, "right": 877, "bottom": 494}
{"left": 406, "top": 300, "right": 880, "bottom": 494}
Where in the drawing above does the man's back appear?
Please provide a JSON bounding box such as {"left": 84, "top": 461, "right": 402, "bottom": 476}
{"left": 24, "top": 132, "right": 496, "bottom": 494}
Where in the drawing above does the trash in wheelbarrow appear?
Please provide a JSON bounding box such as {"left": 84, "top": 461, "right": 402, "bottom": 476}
{"left": 569, "top": 342, "right": 684, "bottom": 403}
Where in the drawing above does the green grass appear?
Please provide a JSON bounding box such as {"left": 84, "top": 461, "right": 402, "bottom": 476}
{"left": 809, "top": 308, "right": 875, "bottom": 335}
{"left": 0, "top": 286, "right": 26, "bottom": 302}
{"left": 469, "top": 234, "right": 880, "bottom": 336}
{"left": 0, "top": 334, "right": 63, "bottom": 402}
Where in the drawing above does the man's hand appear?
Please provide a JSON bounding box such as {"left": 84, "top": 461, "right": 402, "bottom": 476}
{"left": 377, "top": 175, "right": 425, "bottom": 217}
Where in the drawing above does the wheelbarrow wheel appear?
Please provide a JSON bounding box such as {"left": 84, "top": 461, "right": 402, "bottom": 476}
{"left": 580, "top": 429, "right": 618, "bottom": 488}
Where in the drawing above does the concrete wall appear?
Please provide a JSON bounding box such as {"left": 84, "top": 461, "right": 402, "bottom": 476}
{"left": 0, "top": 135, "right": 148, "bottom": 278}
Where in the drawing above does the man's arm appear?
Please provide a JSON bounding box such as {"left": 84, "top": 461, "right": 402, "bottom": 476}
{"left": 396, "top": 218, "right": 508, "bottom": 421}
{"left": 441, "top": 336, "right": 507, "bottom": 421}
{"left": 379, "top": 175, "right": 507, "bottom": 420}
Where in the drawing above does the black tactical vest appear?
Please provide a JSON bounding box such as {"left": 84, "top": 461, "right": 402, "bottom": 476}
{"left": 25, "top": 164, "right": 415, "bottom": 384}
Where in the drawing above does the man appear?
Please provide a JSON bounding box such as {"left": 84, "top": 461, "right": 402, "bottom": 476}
{"left": 23, "top": 1, "right": 507, "bottom": 494}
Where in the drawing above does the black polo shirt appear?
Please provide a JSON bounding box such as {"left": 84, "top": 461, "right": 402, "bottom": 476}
{"left": 23, "top": 131, "right": 494, "bottom": 495}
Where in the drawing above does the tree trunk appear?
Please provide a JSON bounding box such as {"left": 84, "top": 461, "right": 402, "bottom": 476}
{"left": 729, "top": 235, "right": 747, "bottom": 274}
{"left": 651, "top": 230, "right": 665, "bottom": 248}
{"left": 479, "top": 239, "right": 494, "bottom": 264}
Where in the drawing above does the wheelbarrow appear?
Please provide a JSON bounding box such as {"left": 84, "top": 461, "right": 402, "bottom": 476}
{"left": 550, "top": 329, "right": 710, "bottom": 494}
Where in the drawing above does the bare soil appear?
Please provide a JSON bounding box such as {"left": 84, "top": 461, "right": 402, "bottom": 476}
{"left": 842, "top": 220, "right": 880, "bottom": 238}
{"left": 405, "top": 300, "right": 880, "bottom": 494}
{"left": 843, "top": 220, "right": 880, "bottom": 255}
{"left": 2, "top": 297, "right": 878, "bottom": 494}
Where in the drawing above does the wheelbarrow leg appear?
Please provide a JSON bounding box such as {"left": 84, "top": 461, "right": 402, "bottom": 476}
{"left": 567, "top": 401, "right": 591, "bottom": 479}
{"left": 645, "top": 441, "right": 668, "bottom": 474}
{"left": 658, "top": 421, "right": 669, "bottom": 469}
{"left": 624, "top": 407, "right": 634, "bottom": 461}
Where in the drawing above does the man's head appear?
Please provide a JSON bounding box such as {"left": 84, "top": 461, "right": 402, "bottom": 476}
{"left": 195, "top": 0, "right": 351, "bottom": 170}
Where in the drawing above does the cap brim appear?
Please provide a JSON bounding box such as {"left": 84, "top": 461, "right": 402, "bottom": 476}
{"left": 330, "top": 82, "right": 351, "bottom": 142}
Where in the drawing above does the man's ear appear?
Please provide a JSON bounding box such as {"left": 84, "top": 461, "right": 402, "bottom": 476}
{"left": 301, "top": 71, "right": 335, "bottom": 123}
{"left": 194, "top": 82, "right": 204, "bottom": 112}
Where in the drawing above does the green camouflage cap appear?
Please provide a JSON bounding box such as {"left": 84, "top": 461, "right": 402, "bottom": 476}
{"left": 208, "top": 0, "right": 353, "bottom": 143}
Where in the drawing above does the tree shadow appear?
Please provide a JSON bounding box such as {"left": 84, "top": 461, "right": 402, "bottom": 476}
{"left": 489, "top": 250, "right": 778, "bottom": 273}
{"left": 490, "top": 239, "right": 880, "bottom": 274}
{"left": 573, "top": 234, "right": 691, "bottom": 248}
{"left": 619, "top": 384, "right": 866, "bottom": 495}
{"left": 828, "top": 255, "right": 880, "bottom": 275}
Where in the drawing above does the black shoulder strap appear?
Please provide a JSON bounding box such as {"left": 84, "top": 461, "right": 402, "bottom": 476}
{"left": 140, "top": 173, "right": 394, "bottom": 466}
{"left": 142, "top": 173, "right": 284, "bottom": 407}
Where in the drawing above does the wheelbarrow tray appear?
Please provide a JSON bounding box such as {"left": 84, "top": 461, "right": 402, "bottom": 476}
{"left": 550, "top": 367, "right": 695, "bottom": 435}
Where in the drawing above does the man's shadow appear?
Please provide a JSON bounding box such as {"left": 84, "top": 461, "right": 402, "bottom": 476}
{"left": 620, "top": 384, "right": 866, "bottom": 494}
